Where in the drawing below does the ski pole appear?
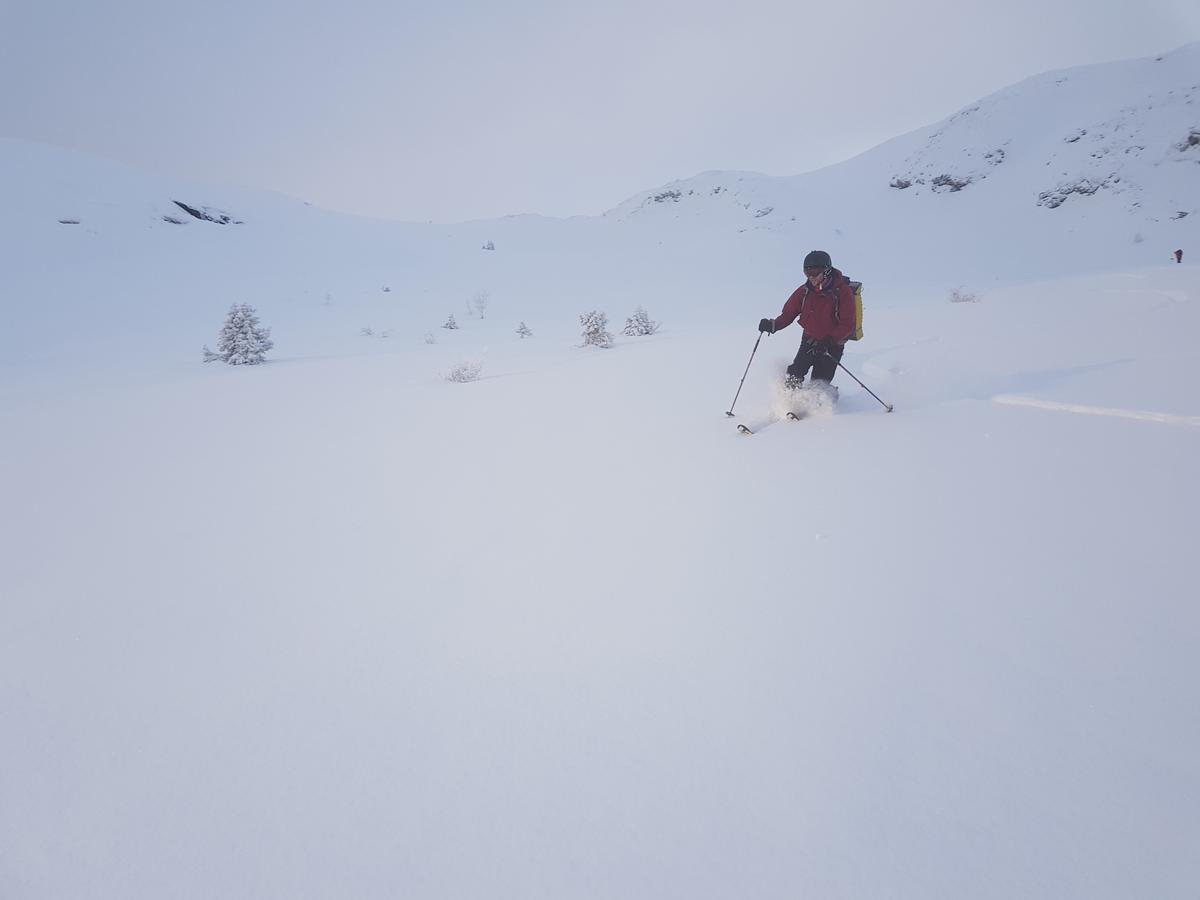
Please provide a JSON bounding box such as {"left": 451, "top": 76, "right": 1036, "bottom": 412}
{"left": 836, "top": 359, "right": 894, "bottom": 412}
{"left": 725, "top": 332, "right": 763, "bottom": 416}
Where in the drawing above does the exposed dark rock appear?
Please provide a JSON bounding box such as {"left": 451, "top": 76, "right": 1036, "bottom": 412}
{"left": 1037, "top": 176, "right": 1115, "bottom": 208}
{"left": 930, "top": 173, "right": 971, "bottom": 192}
{"left": 171, "top": 200, "right": 241, "bottom": 224}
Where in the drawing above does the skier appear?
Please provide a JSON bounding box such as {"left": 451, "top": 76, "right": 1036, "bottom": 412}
{"left": 1175, "top": 249, "right": 1183, "bottom": 264}
{"left": 757, "top": 250, "right": 855, "bottom": 388}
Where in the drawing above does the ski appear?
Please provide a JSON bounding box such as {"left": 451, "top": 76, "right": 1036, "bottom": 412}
{"left": 738, "top": 418, "right": 778, "bottom": 434}
{"left": 738, "top": 412, "right": 805, "bottom": 435}
{"left": 737, "top": 417, "right": 780, "bottom": 434}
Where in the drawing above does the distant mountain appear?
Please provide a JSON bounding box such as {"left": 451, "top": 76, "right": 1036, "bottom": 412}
{"left": 1, "top": 43, "right": 1197, "bottom": 375}
{"left": 604, "top": 42, "right": 1198, "bottom": 280}
{"left": 609, "top": 42, "right": 1199, "bottom": 223}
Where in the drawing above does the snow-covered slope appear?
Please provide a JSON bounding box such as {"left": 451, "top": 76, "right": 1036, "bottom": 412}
{"left": 4, "top": 264, "right": 1199, "bottom": 899}
{"left": 3, "top": 43, "right": 1198, "bottom": 381}
{"left": 2, "top": 44, "right": 1199, "bottom": 900}
{"left": 608, "top": 42, "right": 1199, "bottom": 281}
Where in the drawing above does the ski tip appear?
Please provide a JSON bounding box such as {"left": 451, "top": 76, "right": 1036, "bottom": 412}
{"left": 737, "top": 424, "right": 753, "bottom": 435}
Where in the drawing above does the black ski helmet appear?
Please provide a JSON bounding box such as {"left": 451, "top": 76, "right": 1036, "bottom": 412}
{"left": 803, "top": 250, "right": 832, "bottom": 270}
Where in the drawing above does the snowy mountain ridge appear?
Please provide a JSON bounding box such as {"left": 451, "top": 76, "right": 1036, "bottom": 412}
{"left": 607, "top": 41, "right": 1199, "bottom": 229}
{"left": 4, "top": 44, "right": 1199, "bottom": 380}
{"left": 5, "top": 42, "right": 1197, "bottom": 246}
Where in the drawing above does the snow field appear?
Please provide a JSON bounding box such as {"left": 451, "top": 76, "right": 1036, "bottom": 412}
{"left": 4, "top": 264, "right": 1198, "bottom": 898}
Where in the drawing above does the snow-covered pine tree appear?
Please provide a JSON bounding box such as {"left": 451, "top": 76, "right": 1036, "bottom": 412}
{"left": 579, "top": 310, "right": 613, "bottom": 348}
{"left": 516, "top": 321, "right": 533, "bottom": 338}
{"left": 623, "top": 306, "right": 660, "bottom": 336}
{"left": 443, "top": 314, "right": 459, "bottom": 330}
{"left": 203, "top": 303, "right": 274, "bottom": 365}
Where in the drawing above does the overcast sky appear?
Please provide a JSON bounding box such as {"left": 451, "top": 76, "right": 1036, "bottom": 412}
{"left": 2, "top": 0, "right": 1198, "bottom": 223}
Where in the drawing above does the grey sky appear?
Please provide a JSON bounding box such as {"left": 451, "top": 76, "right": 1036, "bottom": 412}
{"left": 3, "top": 0, "right": 1198, "bottom": 222}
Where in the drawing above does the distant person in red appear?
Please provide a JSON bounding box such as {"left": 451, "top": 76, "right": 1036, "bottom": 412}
{"left": 1175, "top": 249, "right": 1183, "bottom": 263}
{"left": 758, "top": 250, "right": 856, "bottom": 387}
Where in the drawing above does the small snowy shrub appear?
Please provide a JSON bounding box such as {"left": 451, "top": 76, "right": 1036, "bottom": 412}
{"left": 360, "top": 327, "right": 374, "bottom": 336}
{"left": 516, "top": 321, "right": 533, "bottom": 338}
{"left": 579, "top": 310, "right": 613, "bottom": 348}
{"left": 623, "top": 306, "right": 660, "bottom": 336}
{"left": 382, "top": 285, "right": 391, "bottom": 293}
{"left": 443, "top": 314, "right": 459, "bottom": 330}
{"left": 424, "top": 332, "right": 437, "bottom": 344}
{"left": 472, "top": 290, "right": 489, "bottom": 319}
{"left": 203, "top": 303, "right": 274, "bottom": 365}
{"left": 482, "top": 240, "right": 495, "bottom": 250}
{"left": 889, "top": 177, "right": 912, "bottom": 189}
{"left": 1133, "top": 232, "right": 1144, "bottom": 244}
{"left": 949, "top": 287, "right": 979, "bottom": 304}
{"left": 445, "top": 361, "right": 482, "bottom": 383}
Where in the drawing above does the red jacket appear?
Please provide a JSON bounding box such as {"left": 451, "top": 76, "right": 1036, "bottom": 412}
{"left": 772, "top": 268, "right": 856, "bottom": 343}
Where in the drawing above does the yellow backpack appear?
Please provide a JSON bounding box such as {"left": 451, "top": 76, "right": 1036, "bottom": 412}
{"left": 846, "top": 280, "right": 864, "bottom": 341}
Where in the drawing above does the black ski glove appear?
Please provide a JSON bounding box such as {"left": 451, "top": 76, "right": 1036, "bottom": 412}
{"left": 758, "top": 318, "right": 776, "bottom": 334}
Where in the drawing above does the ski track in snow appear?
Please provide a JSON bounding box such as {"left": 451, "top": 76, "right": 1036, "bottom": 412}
{"left": 992, "top": 394, "right": 1200, "bottom": 427}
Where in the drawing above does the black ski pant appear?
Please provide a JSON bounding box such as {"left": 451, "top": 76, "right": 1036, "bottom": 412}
{"left": 787, "top": 336, "right": 843, "bottom": 383}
